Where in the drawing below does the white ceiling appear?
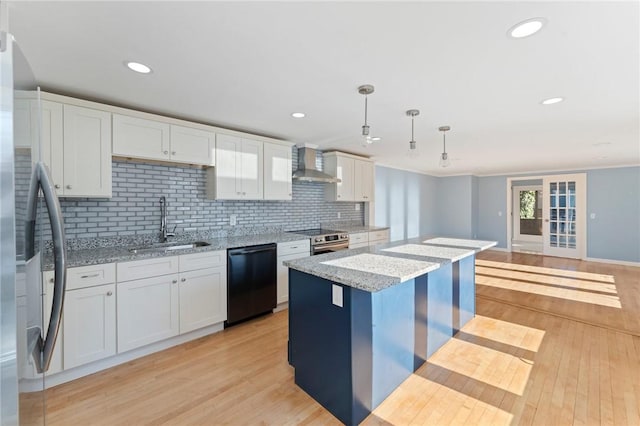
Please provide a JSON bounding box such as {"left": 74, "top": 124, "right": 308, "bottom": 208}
{"left": 8, "top": 1, "right": 640, "bottom": 176}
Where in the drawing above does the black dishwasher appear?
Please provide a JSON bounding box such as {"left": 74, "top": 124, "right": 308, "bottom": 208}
{"left": 226, "top": 243, "right": 277, "bottom": 327}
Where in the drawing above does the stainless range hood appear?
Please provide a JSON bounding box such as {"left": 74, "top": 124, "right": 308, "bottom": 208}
{"left": 292, "top": 146, "right": 341, "bottom": 183}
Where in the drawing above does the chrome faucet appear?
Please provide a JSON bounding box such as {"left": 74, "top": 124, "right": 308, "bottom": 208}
{"left": 159, "top": 196, "right": 176, "bottom": 242}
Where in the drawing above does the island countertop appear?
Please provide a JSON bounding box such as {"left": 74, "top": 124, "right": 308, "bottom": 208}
{"left": 284, "top": 236, "right": 496, "bottom": 292}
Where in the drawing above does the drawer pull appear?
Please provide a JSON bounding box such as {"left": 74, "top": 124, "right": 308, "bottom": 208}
{"left": 181, "top": 278, "right": 186, "bottom": 282}
{"left": 106, "top": 291, "right": 113, "bottom": 296}
{"left": 80, "top": 273, "right": 100, "bottom": 279}
{"left": 172, "top": 279, "right": 178, "bottom": 284}
{"left": 290, "top": 246, "right": 298, "bottom": 249}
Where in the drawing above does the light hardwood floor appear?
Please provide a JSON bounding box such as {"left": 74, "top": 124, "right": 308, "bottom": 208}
{"left": 21, "top": 252, "right": 640, "bottom": 425}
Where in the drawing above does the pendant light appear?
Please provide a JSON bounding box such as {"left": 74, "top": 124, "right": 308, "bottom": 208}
{"left": 358, "top": 84, "right": 375, "bottom": 146}
{"left": 438, "top": 125, "right": 451, "bottom": 168}
{"left": 406, "top": 109, "right": 420, "bottom": 151}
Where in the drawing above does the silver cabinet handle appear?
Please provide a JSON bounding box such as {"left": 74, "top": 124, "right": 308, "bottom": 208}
{"left": 49, "top": 277, "right": 54, "bottom": 283}
{"left": 106, "top": 291, "right": 113, "bottom": 296}
{"left": 172, "top": 279, "right": 177, "bottom": 284}
{"left": 54, "top": 184, "right": 60, "bottom": 189}
{"left": 172, "top": 151, "right": 176, "bottom": 155}
{"left": 81, "top": 273, "right": 100, "bottom": 279}
{"left": 66, "top": 185, "right": 72, "bottom": 189}
{"left": 181, "top": 278, "right": 186, "bottom": 282}
{"left": 164, "top": 150, "right": 169, "bottom": 155}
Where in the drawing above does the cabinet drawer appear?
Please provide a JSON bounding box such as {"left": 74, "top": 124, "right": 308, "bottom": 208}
{"left": 277, "top": 240, "right": 310, "bottom": 257}
{"left": 349, "top": 242, "right": 369, "bottom": 249}
{"left": 117, "top": 256, "right": 179, "bottom": 282}
{"left": 369, "top": 229, "right": 390, "bottom": 244}
{"left": 66, "top": 263, "right": 116, "bottom": 290}
{"left": 179, "top": 250, "right": 225, "bottom": 272}
{"left": 349, "top": 232, "right": 369, "bottom": 244}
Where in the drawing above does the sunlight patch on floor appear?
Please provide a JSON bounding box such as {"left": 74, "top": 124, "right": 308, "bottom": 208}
{"left": 476, "top": 259, "right": 616, "bottom": 283}
{"left": 476, "top": 273, "right": 622, "bottom": 309}
{"left": 462, "top": 315, "right": 546, "bottom": 353}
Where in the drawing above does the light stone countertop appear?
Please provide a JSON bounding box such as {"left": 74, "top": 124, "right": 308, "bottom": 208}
{"left": 43, "top": 232, "right": 311, "bottom": 270}
{"left": 422, "top": 237, "right": 497, "bottom": 252}
{"left": 335, "top": 225, "right": 390, "bottom": 234}
{"left": 284, "top": 236, "right": 489, "bottom": 292}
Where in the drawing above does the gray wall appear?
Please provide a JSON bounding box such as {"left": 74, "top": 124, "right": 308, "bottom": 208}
{"left": 374, "top": 166, "right": 437, "bottom": 241}
{"left": 16, "top": 149, "right": 364, "bottom": 242}
{"left": 436, "top": 175, "right": 474, "bottom": 239}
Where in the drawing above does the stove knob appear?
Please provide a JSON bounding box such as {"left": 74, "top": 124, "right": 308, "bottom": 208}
{"left": 341, "top": 234, "right": 348, "bottom": 239}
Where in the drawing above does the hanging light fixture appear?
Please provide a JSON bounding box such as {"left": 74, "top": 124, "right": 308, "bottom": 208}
{"left": 406, "top": 109, "right": 420, "bottom": 151}
{"left": 358, "top": 84, "right": 375, "bottom": 146}
{"left": 438, "top": 125, "right": 451, "bottom": 167}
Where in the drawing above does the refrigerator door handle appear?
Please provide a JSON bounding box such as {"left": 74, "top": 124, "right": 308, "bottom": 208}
{"left": 25, "top": 161, "right": 67, "bottom": 373}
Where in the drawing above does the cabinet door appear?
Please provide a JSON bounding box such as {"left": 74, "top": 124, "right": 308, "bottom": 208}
{"left": 215, "top": 133, "right": 243, "bottom": 199}
{"left": 264, "top": 142, "right": 292, "bottom": 200}
{"left": 14, "top": 99, "right": 32, "bottom": 148}
{"left": 335, "top": 156, "right": 355, "bottom": 201}
{"left": 112, "top": 114, "right": 170, "bottom": 161}
{"left": 170, "top": 125, "right": 216, "bottom": 165}
{"left": 277, "top": 251, "right": 310, "bottom": 304}
{"left": 179, "top": 267, "right": 226, "bottom": 333}
{"left": 63, "top": 105, "right": 112, "bottom": 197}
{"left": 63, "top": 283, "right": 116, "bottom": 369}
{"left": 117, "top": 274, "right": 179, "bottom": 353}
{"left": 239, "top": 138, "right": 264, "bottom": 199}
{"left": 354, "top": 159, "right": 375, "bottom": 202}
{"left": 31, "top": 100, "right": 64, "bottom": 196}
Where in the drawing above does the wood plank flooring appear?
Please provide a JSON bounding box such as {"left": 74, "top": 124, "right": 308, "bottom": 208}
{"left": 20, "top": 252, "right": 640, "bottom": 425}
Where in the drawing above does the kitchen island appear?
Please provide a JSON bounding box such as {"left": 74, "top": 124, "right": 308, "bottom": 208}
{"left": 284, "top": 237, "right": 496, "bottom": 425}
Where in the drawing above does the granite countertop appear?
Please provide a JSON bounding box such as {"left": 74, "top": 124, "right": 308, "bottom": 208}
{"left": 284, "top": 236, "right": 492, "bottom": 292}
{"left": 422, "top": 237, "right": 497, "bottom": 252}
{"left": 43, "top": 232, "right": 311, "bottom": 270}
{"left": 335, "top": 225, "right": 390, "bottom": 234}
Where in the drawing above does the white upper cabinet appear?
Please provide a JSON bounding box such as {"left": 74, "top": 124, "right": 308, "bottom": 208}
{"left": 264, "top": 142, "right": 292, "bottom": 200}
{"left": 324, "top": 152, "right": 374, "bottom": 202}
{"left": 25, "top": 100, "right": 111, "bottom": 198}
{"left": 63, "top": 105, "right": 112, "bottom": 197}
{"left": 113, "top": 115, "right": 215, "bottom": 166}
{"left": 14, "top": 99, "right": 32, "bottom": 148}
{"left": 210, "top": 134, "right": 264, "bottom": 200}
{"left": 170, "top": 125, "right": 216, "bottom": 165}
{"left": 112, "top": 114, "right": 170, "bottom": 161}
{"left": 354, "top": 159, "right": 375, "bottom": 202}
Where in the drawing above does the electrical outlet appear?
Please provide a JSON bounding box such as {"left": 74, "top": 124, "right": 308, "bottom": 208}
{"left": 355, "top": 204, "right": 360, "bottom": 211}
{"left": 337, "top": 212, "right": 341, "bottom": 219}
{"left": 498, "top": 211, "right": 503, "bottom": 217}
{"left": 230, "top": 215, "right": 237, "bottom": 226}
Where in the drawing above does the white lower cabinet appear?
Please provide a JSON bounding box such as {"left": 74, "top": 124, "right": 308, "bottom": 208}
{"left": 178, "top": 266, "right": 226, "bottom": 333}
{"left": 276, "top": 240, "right": 311, "bottom": 304}
{"left": 63, "top": 283, "right": 116, "bottom": 369}
{"left": 369, "top": 229, "right": 390, "bottom": 246}
{"left": 348, "top": 232, "right": 369, "bottom": 249}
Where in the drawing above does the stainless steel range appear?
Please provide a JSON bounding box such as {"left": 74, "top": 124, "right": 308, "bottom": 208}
{"left": 290, "top": 229, "right": 349, "bottom": 255}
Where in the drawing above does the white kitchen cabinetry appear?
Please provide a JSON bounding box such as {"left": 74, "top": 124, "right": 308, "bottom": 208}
{"left": 209, "top": 133, "right": 264, "bottom": 200}
{"left": 348, "top": 232, "right": 369, "bottom": 249}
{"left": 14, "top": 99, "right": 32, "bottom": 148}
{"left": 112, "top": 114, "right": 170, "bottom": 161}
{"left": 369, "top": 229, "right": 390, "bottom": 246}
{"left": 264, "top": 142, "right": 293, "bottom": 200}
{"left": 63, "top": 263, "right": 117, "bottom": 369}
{"left": 117, "top": 273, "right": 180, "bottom": 353}
{"left": 354, "top": 159, "right": 375, "bottom": 202}
{"left": 324, "top": 152, "right": 374, "bottom": 202}
{"left": 23, "top": 100, "right": 112, "bottom": 198}
{"left": 177, "top": 251, "right": 227, "bottom": 333}
{"left": 170, "top": 125, "right": 216, "bottom": 165}
{"left": 276, "top": 240, "right": 311, "bottom": 304}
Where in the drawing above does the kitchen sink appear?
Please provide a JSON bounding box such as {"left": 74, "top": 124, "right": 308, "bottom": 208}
{"left": 128, "top": 241, "right": 210, "bottom": 254}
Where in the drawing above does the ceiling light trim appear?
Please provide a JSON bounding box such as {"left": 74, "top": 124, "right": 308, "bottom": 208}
{"left": 125, "top": 61, "right": 152, "bottom": 74}
{"left": 508, "top": 17, "right": 547, "bottom": 39}
{"left": 541, "top": 97, "right": 564, "bottom": 105}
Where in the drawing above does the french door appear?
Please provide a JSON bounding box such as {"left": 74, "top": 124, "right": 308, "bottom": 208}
{"left": 542, "top": 173, "right": 586, "bottom": 259}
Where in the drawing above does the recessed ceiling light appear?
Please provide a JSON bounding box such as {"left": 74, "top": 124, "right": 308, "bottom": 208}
{"left": 541, "top": 97, "right": 564, "bottom": 105}
{"left": 126, "top": 61, "right": 152, "bottom": 74}
{"left": 371, "top": 137, "right": 381, "bottom": 141}
{"left": 291, "top": 112, "right": 305, "bottom": 118}
{"left": 508, "top": 18, "right": 547, "bottom": 39}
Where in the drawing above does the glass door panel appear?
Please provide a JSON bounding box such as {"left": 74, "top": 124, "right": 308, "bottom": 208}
{"left": 542, "top": 174, "right": 586, "bottom": 259}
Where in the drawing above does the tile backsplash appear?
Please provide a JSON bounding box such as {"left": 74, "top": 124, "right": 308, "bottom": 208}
{"left": 15, "top": 148, "right": 364, "bottom": 246}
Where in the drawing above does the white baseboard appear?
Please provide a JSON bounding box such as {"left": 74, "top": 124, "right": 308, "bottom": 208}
{"left": 19, "top": 322, "right": 224, "bottom": 392}
{"left": 585, "top": 257, "right": 640, "bottom": 267}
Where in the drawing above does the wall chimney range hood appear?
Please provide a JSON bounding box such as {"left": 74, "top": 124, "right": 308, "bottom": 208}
{"left": 292, "top": 145, "right": 341, "bottom": 183}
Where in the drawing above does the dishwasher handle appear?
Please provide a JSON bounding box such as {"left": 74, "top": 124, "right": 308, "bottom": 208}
{"left": 228, "top": 244, "right": 276, "bottom": 256}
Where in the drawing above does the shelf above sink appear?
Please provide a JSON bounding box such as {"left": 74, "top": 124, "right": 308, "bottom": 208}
{"left": 128, "top": 241, "right": 210, "bottom": 254}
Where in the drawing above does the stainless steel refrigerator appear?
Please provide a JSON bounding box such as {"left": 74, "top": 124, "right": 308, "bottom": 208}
{"left": 1, "top": 30, "right": 67, "bottom": 425}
